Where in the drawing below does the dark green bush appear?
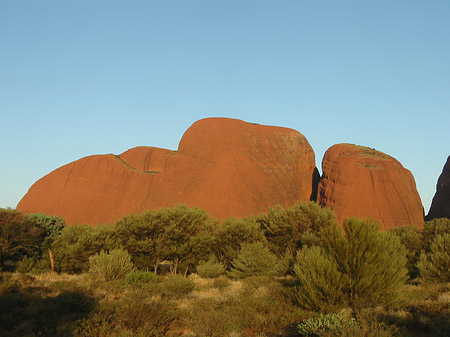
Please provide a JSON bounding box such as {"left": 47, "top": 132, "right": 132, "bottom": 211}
{"left": 124, "top": 270, "right": 157, "bottom": 285}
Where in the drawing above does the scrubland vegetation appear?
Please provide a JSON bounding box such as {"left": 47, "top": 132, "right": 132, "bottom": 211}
{"left": 1, "top": 205, "right": 450, "bottom": 336}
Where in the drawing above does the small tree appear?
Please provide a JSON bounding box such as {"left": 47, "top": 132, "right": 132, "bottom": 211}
{"left": 27, "top": 213, "right": 66, "bottom": 272}
{"left": 417, "top": 233, "right": 450, "bottom": 282}
{"left": 0, "top": 208, "right": 42, "bottom": 271}
{"left": 257, "top": 201, "right": 337, "bottom": 257}
{"left": 228, "top": 242, "right": 279, "bottom": 279}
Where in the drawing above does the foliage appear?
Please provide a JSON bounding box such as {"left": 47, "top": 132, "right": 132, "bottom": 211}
{"left": 228, "top": 241, "right": 279, "bottom": 279}
{"left": 293, "top": 218, "right": 409, "bottom": 311}
{"left": 161, "top": 274, "right": 195, "bottom": 298}
{"left": 74, "top": 296, "right": 177, "bottom": 337}
{"left": 423, "top": 218, "right": 450, "bottom": 248}
{"left": 297, "top": 312, "right": 357, "bottom": 336}
{"left": 390, "top": 226, "right": 424, "bottom": 278}
{"left": 0, "top": 208, "right": 42, "bottom": 271}
{"left": 418, "top": 233, "right": 450, "bottom": 282}
{"left": 52, "top": 224, "right": 117, "bottom": 273}
{"left": 212, "top": 216, "right": 265, "bottom": 268}
{"left": 125, "top": 270, "right": 157, "bottom": 285}
{"left": 297, "top": 312, "right": 399, "bottom": 337}
{"left": 115, "top": 205, "right": 216, "bottom": 275}
{"left": 89, "top": 249, "right": 134, "bottom": 281}
{"left": 257, "top": 201, "right": 338, "bottom": 256}
{"left": 196, "top": 256, "right": 225, "bottom": 278}
{"left": 293, "top": 245, "right": 348, "bottom": 311}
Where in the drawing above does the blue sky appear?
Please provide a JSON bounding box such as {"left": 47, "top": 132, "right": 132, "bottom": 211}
{"left": 1, "top": 1, "right": 449, "bottom": 214}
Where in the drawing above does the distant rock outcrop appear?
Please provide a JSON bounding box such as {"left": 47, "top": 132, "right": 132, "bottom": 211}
{"left": 427, "top": 156, "right": 450, "bottom": 220}
{"left": 17, "top": 118, "right": 317, "bottom": 225}
{"left": 317, "top": 144, "right": 424, "bottom": 229}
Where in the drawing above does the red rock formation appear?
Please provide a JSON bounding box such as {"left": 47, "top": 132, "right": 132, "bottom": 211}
{"left": 427, "top": 156, "right": 450, "bottom": 220}
{"left": 18, "top": 118, "right": 317, "bottom": 225}
{"left": 317, "top": 144, "right": 424, "bottom": 229}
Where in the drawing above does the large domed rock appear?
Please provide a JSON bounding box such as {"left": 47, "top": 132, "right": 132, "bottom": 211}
{"left": 18, "top": 118, "right": 317, "bottom": 225}
{"left": 427, "top": 156, "right": 450, "bottom": 220}
{"left": 317, "top": 144, "right": 424, "bottom": 229}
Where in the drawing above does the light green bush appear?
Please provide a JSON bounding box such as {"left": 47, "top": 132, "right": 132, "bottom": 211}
{"left": 89, "top": 249, "right": 134, "bottom": 281}
{"left": 418, "top": 233, "right": 450, "bottom": 282}
{"left": 228, "top": 241, "right": 279, "bottom": 279}
{"left": 125, "top": 270, "right": 157, "bottom": 285}
{"left": 196, "top": 257, "right": 225, "bottom": 278}
{"left": 161, "top": 275, "right": 195, "bottom": 298}
{"left": 293, "top": 218, "right": 408, "bottom": 311}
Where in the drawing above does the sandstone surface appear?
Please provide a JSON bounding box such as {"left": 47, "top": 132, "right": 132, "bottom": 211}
{"left": 427, "top": 156, "right": 450, "bottom": 220}
{"left": 317, "top": 144, "right": 424, "bottom": 229}
{"left": 18, "top": 118, "right": 317, "bottom": 225}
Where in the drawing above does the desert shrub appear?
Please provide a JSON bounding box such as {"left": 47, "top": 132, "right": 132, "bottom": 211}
{"left": 89, "top": 249, "right": 134, "bottom": 281}
{"left": 423, "top": 218, "right": 450, "bottom": 246}
{"left": 257, "top": 201, "right": 338, "bottom": 256}
{"left": 418, "top": 233, "right": 450, "bottom": 282}
{"left": 16, "top": 256, "right": 36, "bottom": 273}
{"left": 298, "top": 312, "right": 399, "bottom": 337}
{"left": 212, "top": 277, "right": 231, "bottom": 290}
{"left": 390, "top": 226, "right": 424, "bottom": 278}
{"left": 161, "top": 275, "right": 195, "bottom": 298}
{"left": 196, "top": 257, "right": 225, "bottom": 278}
{"left": 125, "top": 270, "right": 157, "bottom": 285}
{"left": 297, "top": 312, "right": 357, "bottom": 336}
{"left": 228, "top": 241, "right": 279, "bottom": 279}
{"left": 293, "top": 218, "right": 408, "bottom": 311}
{"left": 293, "top": 245, "right": 348, "bottom": 311}
{"left": 184, "top": 298, "right": 237, "bottom": 337}
{"left": 74, "top": 297, "right": 177, "bottom": 337}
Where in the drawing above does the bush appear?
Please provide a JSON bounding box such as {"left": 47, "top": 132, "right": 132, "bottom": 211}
{"left": 161, "top": 275, "right": 195, "bottom": 298}
{"left": 74, "top": 297, "right": 177, "bottom": 337}
{"left": 89, "top": 249, "right": 134, "bottom": 281}
{"left": 418, "top": 233, "right": 450, "bottom": 282}
{"left": 228, "top": 242, "right": 279, "bottom": 279}
{"left": 293, "top": 246, "right": 347, "bottom": 311}
{"left": 293, "top": 218, "right": 408, "bottom": 311}
{"left": 297, "top": 312, "right": 399, "bottom": 337}
{"left": 298, "top": 312, "right": 357, "bottom": 336}
{"left": 125, "top": 270, "right": 157, "bottom": 285}
{"left": 196, "top": 257, "right": 225, "bottom": 278}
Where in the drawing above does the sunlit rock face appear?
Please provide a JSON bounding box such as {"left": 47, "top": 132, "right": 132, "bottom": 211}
{"left": 427, "top": 156, "right": 450, "bottom": 221}
{"left": 317, "top": 143, "right": 424, "bottom": 230}
{"left": 18, "top": 117, "right": 317, "bottom": 225}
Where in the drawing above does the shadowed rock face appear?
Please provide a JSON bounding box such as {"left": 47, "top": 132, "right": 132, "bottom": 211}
{"left": 17, "top": 118, "right": 317, "bottom": 225}
{"left": 427, "top": 156, "right": 450, "bottom": 220}
{"left": 317, "top": 144, "right": 424, "bottom": 230}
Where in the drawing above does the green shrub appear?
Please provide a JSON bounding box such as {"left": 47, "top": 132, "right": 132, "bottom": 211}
{"left": 212, "top": 277, "right": 231, "bottom": 290}
{"left": 418, "top": 233, "right": 450, "bottom": 282}
{"left": 125, "top": 270, "right": 157, "bottom": 285}
{"left": 16, "top": 256, "right": 36, "bottom": 273}
{"left": 228, "top": 242, "right": 279, "bottom": 279}
{"left": 298, "top": 312, "right": 357, "bottom": 336}
{"left": 161, "top": 275, "right": 195, "bottom": 298}
{"left": 298, "top": 312, "right": 399, "bottom": 337}
{"left": 89, "top": 249, "right": 134, "bottom": 281}
{"left": 74, "top": 297, "right": 177, "bottom": 337}
{"left": 293, "top": 245, "right": 348, "bottom": 311}
{"left": 293, "top": 218, "right": 408, "bottom": 311}
{"left": 196, "top": 257, "right": 225, "bottom": 278}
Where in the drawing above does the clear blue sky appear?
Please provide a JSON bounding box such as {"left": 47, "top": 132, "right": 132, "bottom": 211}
{"left": 1, "top": 1, "right": 449, "bottom": 214}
